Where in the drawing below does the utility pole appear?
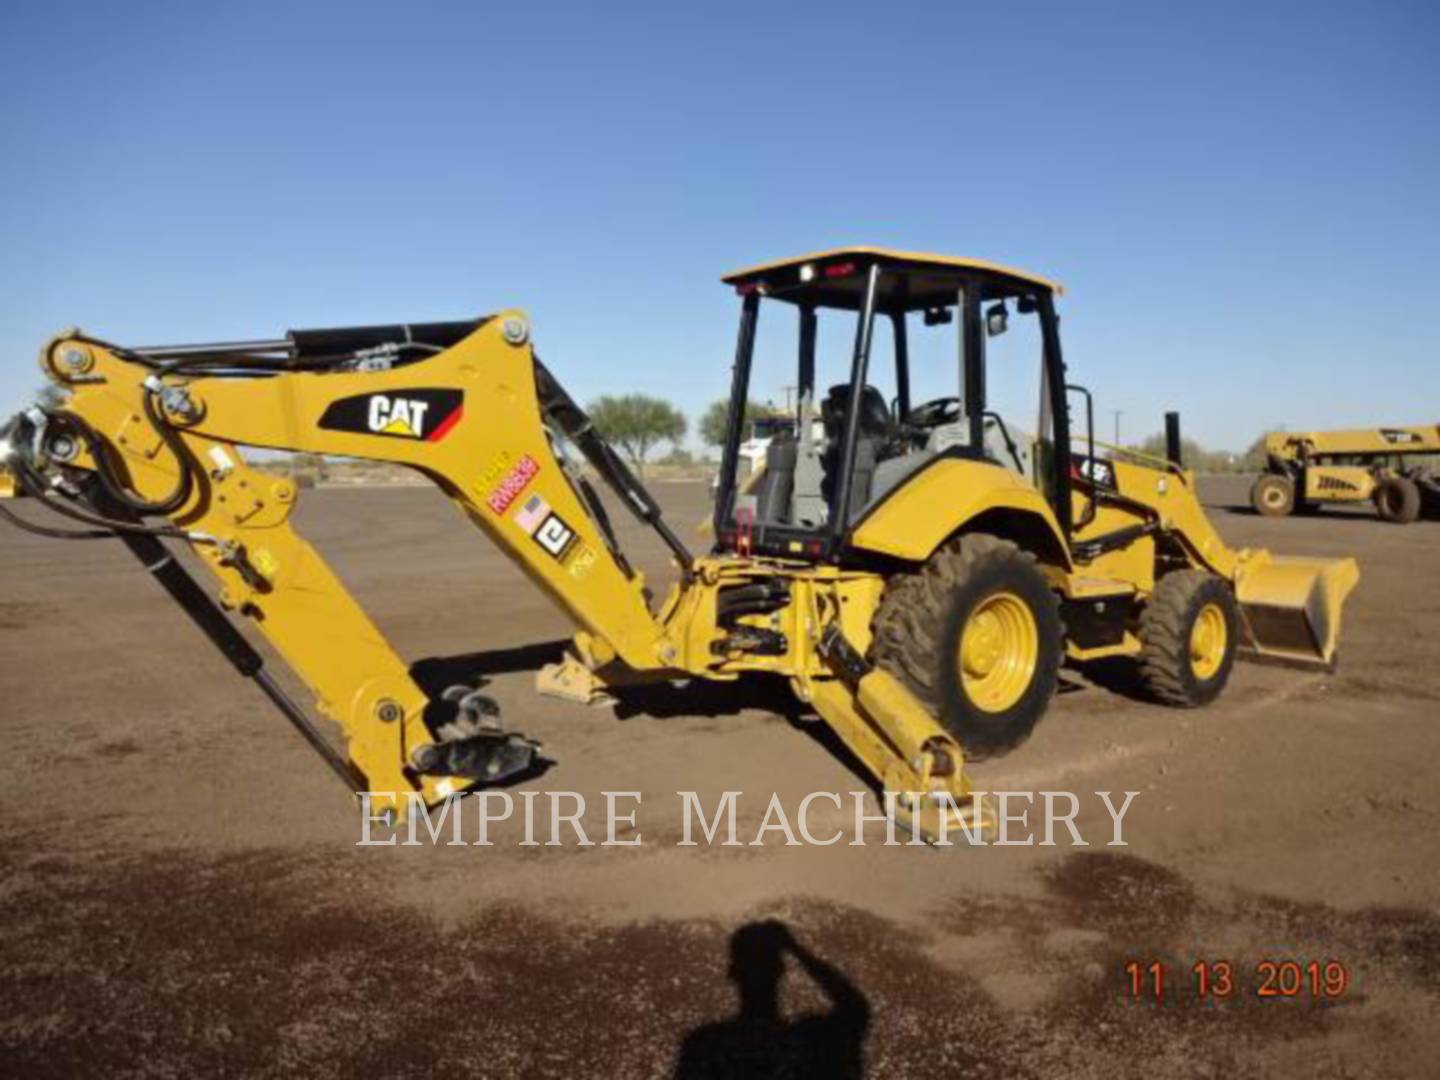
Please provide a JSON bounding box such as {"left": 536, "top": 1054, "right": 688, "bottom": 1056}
{"left": 1109, "top": 409, "right": 1123, "bottom": 445}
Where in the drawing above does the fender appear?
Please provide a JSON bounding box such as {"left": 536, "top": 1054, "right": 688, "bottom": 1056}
{"left": 846, "top": 455, "right": 1071, "bottom": 569}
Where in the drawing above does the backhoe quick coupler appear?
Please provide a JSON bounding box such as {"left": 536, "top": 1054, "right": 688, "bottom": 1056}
{"left": 408, "top": 686, "right": 542, "bottom": 784}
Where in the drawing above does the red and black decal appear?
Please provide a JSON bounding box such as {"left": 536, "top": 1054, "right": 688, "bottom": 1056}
{"left": 318, "top": 389, "right": 464, "bottom": 442}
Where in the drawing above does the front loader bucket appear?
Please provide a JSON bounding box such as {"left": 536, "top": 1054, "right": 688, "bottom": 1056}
{"left": 1233, "top": 552, "right": 1360, "bottom": 670}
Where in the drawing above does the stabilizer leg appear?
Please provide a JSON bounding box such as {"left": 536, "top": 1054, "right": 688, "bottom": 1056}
{"left": 810, "top": 624, "right": 993, "bottom": 843}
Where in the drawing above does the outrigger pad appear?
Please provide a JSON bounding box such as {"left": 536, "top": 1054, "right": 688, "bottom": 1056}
{"left": 1235, "top": 553, "right": 1360, "bottom": 670}
{"left": 536, "top": 654, "right": 619, "bottom": 706}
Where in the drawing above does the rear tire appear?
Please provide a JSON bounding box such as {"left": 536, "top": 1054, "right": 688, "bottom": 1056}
{"left": 1418, "top": 471, "right": 1440, "bottom": 518}
{"left": 1251, "top": 473, "right": 1295, "bottom": 517}
{"left": 1138, "top": 570, "right": 1239, "bottom": 707}
{"left": 1374, "top": 475, "right": 1421, "bottom": 524}
{"left": 869, "top": 533, "right": 1063, "bottom": 758}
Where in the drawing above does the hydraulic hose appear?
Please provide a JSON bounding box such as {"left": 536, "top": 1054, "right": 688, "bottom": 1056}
{"left": 52, "top": 393, "right": 196, "bottom": 517}
{"left": 0, "top": 500, "right": 111, "bottom": 540}
{"left": 11, "top": 461, "right": 210, "bottom": 543}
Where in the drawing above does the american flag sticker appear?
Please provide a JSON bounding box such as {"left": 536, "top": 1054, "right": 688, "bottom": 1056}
{"left": 514, "top": 494, "right": 551, "bottom": 535}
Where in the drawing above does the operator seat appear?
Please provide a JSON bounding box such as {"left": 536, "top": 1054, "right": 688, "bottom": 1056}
{"left": 752, "top": 431, "right": 796, "bottom": 526}
{"left": 821, "top": 384, "right": 892, "bottom": 519}
{"left": 823, "top": 383, "right": 893, "bottom": 443}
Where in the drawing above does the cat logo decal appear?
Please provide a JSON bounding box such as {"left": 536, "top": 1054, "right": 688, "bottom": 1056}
{"left": 318, "top": 389, "right": 464, "bottom": 442}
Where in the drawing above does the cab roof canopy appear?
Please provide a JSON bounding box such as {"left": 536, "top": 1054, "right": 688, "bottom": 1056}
{"left": 722, "top": 246, "right": 1063, "bottom": 311}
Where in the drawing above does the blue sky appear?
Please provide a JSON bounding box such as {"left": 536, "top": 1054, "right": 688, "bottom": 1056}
{"left": 1, "top": 0, "right": 1435, "bottom": 452}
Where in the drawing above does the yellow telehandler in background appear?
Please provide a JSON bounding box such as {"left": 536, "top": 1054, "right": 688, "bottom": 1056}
{"left": 0, "top": 248, "right": 1359, "bottom": 838}
{"left": 1252, "top": 425, "right": 1440, "bottom": 523}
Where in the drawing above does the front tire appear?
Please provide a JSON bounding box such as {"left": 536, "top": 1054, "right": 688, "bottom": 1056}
{"left": 1251, "top": 474, "right": 1295, "bottom": 517}
{"left": 870, "top": 533, "right": 1063, "bottom": 758}
{"left": 1138, "top": 570, "right": 1239, "bottom": 707}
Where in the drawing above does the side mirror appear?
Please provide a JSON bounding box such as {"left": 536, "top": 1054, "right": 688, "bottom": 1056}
{"left": 985, "top": 302, "right": 1009, "bottom": 337}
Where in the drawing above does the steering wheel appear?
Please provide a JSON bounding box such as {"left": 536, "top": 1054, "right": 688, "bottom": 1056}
{"left": 905, "top": 396, "right": 962, "bottom": 429}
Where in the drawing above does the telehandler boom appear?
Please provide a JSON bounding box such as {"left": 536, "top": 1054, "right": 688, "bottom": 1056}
{"left": 1, "top": 249, "right": 1359, "bottom": 837}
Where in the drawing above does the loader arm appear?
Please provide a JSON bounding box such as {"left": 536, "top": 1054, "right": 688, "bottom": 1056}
{"left": 6, "top": 317, "right": 987, "bottom": 837}
{"left": 1073, "top": 449, "right": 1359, "bottom": 669}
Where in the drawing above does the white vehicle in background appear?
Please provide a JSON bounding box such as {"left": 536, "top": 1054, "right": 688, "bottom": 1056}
{"left": 737, "top": 412, "right": 801, "bottom": 481}
{"left": 710, "top": 411, "right": 815, "bottom": 497}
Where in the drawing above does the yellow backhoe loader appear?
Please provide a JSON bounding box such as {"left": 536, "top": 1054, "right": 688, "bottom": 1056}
{"left": 1252, "top": 425, "right": 1440, "bottom": 523}
{"left": 0, "top": 248, "right": 1359, "bottom": 838}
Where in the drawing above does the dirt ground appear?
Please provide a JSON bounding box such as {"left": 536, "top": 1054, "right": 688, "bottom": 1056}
{"left": 3, "top": 476, "right": 1438, "bottom": 1078}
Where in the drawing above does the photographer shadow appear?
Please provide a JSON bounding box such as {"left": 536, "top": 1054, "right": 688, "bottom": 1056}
{"left": 675, "top": 920, "right": 870, "bottom": 1080}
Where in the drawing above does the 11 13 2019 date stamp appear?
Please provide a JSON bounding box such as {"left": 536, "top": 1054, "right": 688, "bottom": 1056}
{"left": 1124, "top": 959, "right": 1351, "bottom": 1002}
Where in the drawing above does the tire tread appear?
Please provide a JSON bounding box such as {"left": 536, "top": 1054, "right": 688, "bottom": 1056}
{"left": 1138, "top": 569, "right": 1234, "bottom": 707}
{"left": 869, "top": 533, "right": 1063, "bottom": 755}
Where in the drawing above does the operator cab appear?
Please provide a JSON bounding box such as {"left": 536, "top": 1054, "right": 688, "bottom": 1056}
{"left": 712, "top": 247, "right": 1078, "bottom": 560}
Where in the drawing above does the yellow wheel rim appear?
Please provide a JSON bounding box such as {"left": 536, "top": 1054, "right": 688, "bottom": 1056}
{"left": 1262, "top": 486, "right": 1287, "bottom": 509}
{"left": 1189, "top": 602, "right": 1227, "bottom": 680}
{"left": 957, "top": 591, "right": 1039, "bottom": 713}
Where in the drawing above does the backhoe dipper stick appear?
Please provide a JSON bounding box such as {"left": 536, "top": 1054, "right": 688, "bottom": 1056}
{"left": 106, "top": 501, "right": 365, "bottom": 794}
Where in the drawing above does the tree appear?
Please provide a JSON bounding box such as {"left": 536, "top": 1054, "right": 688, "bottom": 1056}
{"left": 292, "top": 452, "right": 328, "bottom": 481}
{"left": 699, "top": 398, "right": 763, "bottom": 448}
{"left": 588, "top": 394, "right": 687, "bottom": 477}
{"left": 1240, "top": 434, "right": 1270, "bottom": 472}
{"left": 287, "top": 451, "right": 328, "bottom": 489}
{"left": 1128, "top": 433, "right": 1242, "bottom": 474}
